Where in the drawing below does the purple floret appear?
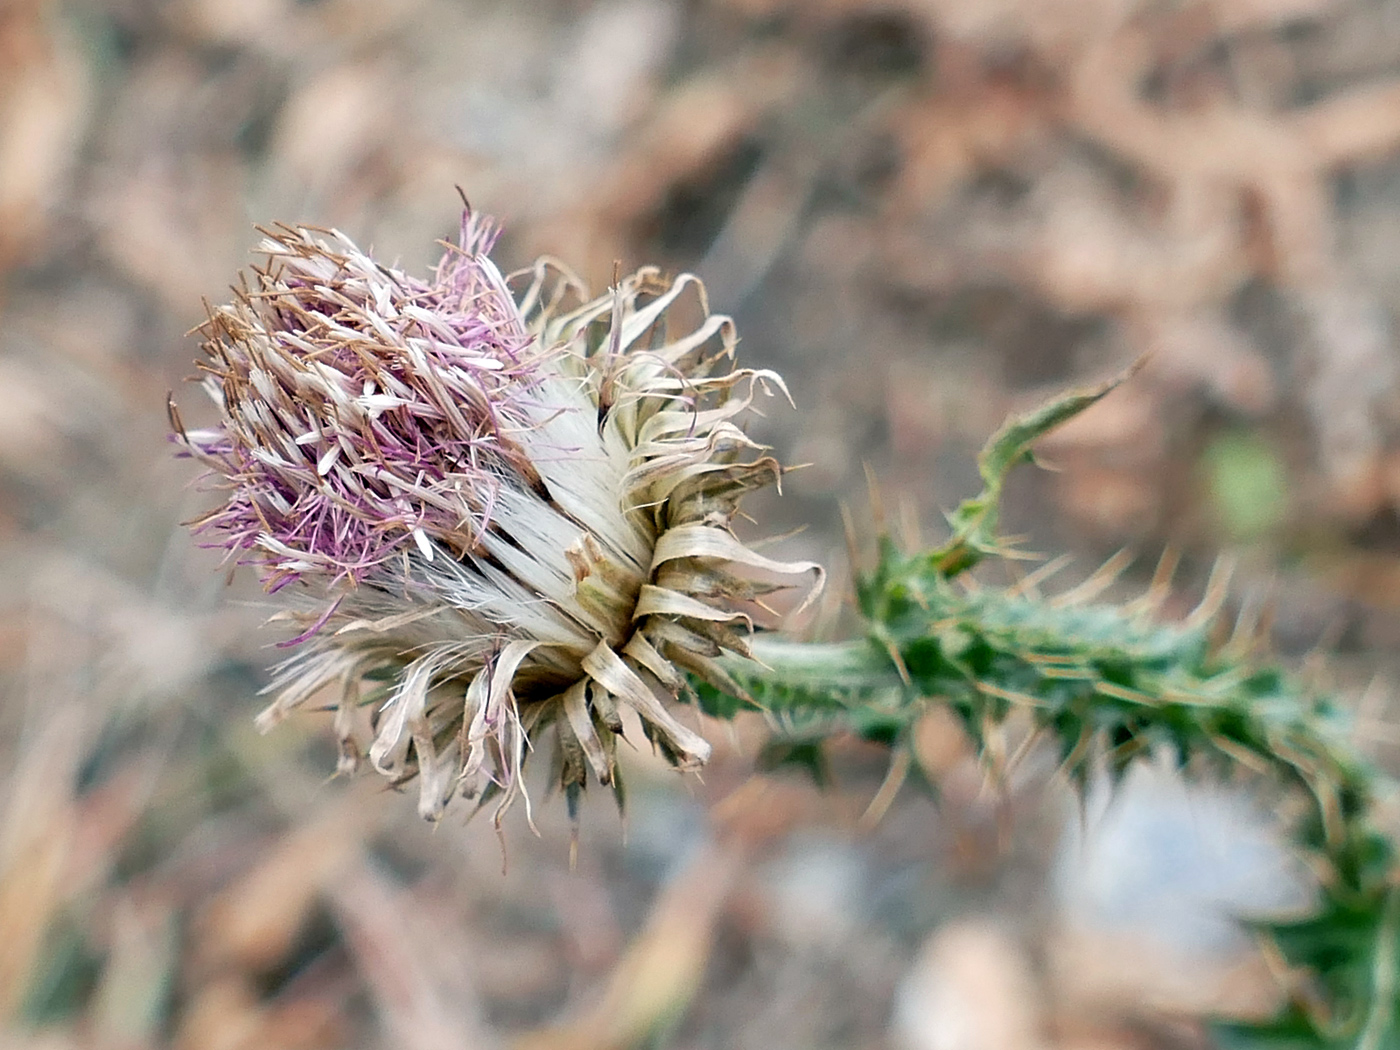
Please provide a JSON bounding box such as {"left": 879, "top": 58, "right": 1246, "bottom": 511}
{"left": 175, "top": 211, "right": 551, "bottom": 592}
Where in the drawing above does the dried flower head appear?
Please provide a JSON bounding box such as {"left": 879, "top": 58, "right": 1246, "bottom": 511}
{"left": 172, "top": 209, "right": 821, "bottom": 824}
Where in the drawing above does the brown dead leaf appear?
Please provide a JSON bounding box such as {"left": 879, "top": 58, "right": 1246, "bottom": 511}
{"left": 91, "top": 895, "right": 176, "bottom": 1049}
{"left": 328, "top": 857, "right": 496, "bottom": 1050}
{"left": 194, "top": 790, "right": 377, "bottom": 975}
{"left": 0, "top": 704, "right": 85, "bottom": 1024}
{"left": 514, "top": 844, "right": 741, "bottom": 1050}
{"left": 0, "top": 1, "right": 88, "bottom": 274}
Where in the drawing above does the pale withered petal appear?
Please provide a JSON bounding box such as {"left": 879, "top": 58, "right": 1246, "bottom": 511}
{"left": 173, "top": 208, "right": 823, "bottom": 824}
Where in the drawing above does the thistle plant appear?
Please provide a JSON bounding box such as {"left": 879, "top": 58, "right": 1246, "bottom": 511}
{"left": 174, "top": 207, "right": 1400, "bottom": 1049}
{"left": 171, "top": 210, "right": 821, "bottom": 825}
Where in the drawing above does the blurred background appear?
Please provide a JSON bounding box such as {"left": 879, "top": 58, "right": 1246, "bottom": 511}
{"left": 4, "top": 0, "right": 1400, "bottom": 1047}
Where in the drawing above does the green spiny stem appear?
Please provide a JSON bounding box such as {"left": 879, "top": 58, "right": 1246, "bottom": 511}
{"left": 746, "top": 636, "right": 895, "bottom": 688}
{"left": 713, "top": 571, "right": 1399, "bottom": 1049}
{"left": 696, "top": 373, "right": 1400, "bottom": 1049}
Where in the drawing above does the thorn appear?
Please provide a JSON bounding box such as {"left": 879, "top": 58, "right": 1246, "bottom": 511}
{"left": 1270, "top": 735, "right": 1343, "bottom": 849}
{"left": 1255, "top": 592, "right": 1276, "bottom": 653}
{"left": 1002, "top": 726, "right": 1045, "bottom": 783}
{"left": 1125, "top": 545, "right": 1181, "bottom": 619}
{"left": 1205, "top": 609, "right": 1232, "bottom": 659}
{"left": 1225, "top": 589, "right": 1258, "bottom": 654}
{"left": 1051, "top": 548, "right": 1135, "bottom": 607}
{"left": 1225, "top": 585, "right": 1274, "bottom": 658}
{"left": 897, "top": 494, "right": 923, "bottom": 552}
{"left": 840, "top": 502, "right": 862, "bottom": 578}
{"left": 1103, "top": 731, "right": 1146, "bottom": 770}
{"left": 1302, "top": 612, "right": 1348, "bottom": 690}
{"left": 1006, "top": 553, "right": 1073, "bottom": 600}
{"left": 1184, "top": 555, "right": 1235, "bottom": 632}
{"left": 990, "top": 532, "right": 1042, "bottom": 563}
{"left": 858, "top": 747, "right": 911, "bottom": 832}
{"left": 995, "top": 781, "right": 1014, "bottom": 855}
{"left": 878, "top": 631, "right": 912, "bottom": 687}
{"left": 980, "top": 719, "right": 1012, "bottom": 847}
{"left": 982, "top": 713, "right": 1006, "bottom": 785}
{"left": 863, "top": 462, "right": 886, "bottom": 534}
{"left": 1256, "top": 935, "right": 1300, "bottom": 1004}
{"left": 973, "top": 680, "right": 1049, "bottom": 709}
{"left": 1058, "top": 724, "right": 1094, "bottom": 781}
{"left": 1094, "top": 680, "right": 1157, "bottom": 706}
{"left": 1312, "top": 777, "right": 1345, "bottom": 852}
{"left": 957, "top": 573, "right": 983, "bottom": 595}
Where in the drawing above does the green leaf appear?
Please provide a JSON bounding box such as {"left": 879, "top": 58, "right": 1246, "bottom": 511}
{"left": 928, "top": 361, "right": 1143, "bottom": 577}
{"left": 690, "top": 676, "right": 747, "bottom": 720}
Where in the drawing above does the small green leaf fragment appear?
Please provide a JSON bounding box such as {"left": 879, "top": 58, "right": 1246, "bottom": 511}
{"left": 1203, "top": 431, "right": 1289, "bottom": 540}
{"left": 929, "top": 361, "right": 1142, "bottom": 577}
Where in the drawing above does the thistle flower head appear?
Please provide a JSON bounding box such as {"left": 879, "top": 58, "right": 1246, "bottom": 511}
{"left": 173, "top": 209, "right": 821, "bottom": 823}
